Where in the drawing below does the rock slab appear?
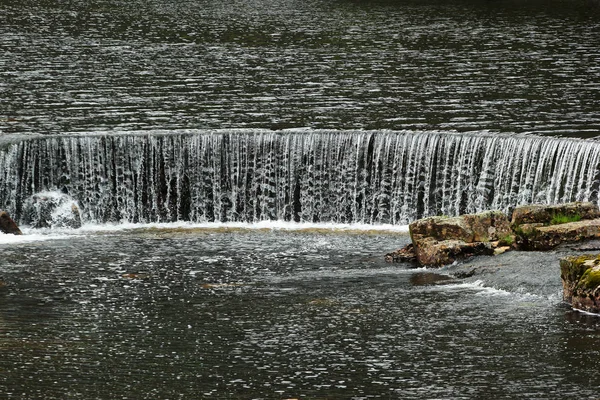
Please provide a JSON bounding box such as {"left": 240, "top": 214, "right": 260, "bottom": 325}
{"left": 408, "top": 210, "right": 514, "bottom": 267}
{"left": 511, "top": 202, "right": 600, "bottom": 226}
{"left": 560, "top": 254, "right": 600, "bottom": 314}
{"left": 512, "top": 202, "right": 600, "bottom": 250}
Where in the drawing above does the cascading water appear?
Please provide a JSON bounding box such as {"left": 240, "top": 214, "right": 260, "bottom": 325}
{"left": 0, "top": 130, "right": 599, "bottom": 226}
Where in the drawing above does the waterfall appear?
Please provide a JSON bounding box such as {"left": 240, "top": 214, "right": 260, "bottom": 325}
{"left": 0, "top": 130, "right": 599, "bottom": 226}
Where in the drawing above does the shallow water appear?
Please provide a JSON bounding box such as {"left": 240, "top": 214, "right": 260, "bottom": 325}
{"left": 1, "top": 227, "right": 599, "bottom": 399}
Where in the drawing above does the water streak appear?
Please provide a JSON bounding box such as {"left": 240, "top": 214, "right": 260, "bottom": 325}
{"left": 0, "top": 130, "right": 598, "bottom": 225}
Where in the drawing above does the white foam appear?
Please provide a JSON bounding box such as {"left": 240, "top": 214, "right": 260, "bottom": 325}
{"left": 0, "top": 220, "right": 408, "bottom": 245}
{"left": 0, "top": 230, "right": 74, "bottom": 244}
{"left": 572, "top": 307, "right": 600, "bottom": 317}
{"left": 77, "top": 220, "right": 410, "bottom": 234}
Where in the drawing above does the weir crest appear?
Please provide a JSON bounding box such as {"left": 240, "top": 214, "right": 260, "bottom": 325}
{"left": 0, "top": 130, "right": 598, "bottom": 226}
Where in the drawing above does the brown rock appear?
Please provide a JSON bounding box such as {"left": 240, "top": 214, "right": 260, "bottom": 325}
{"left": 385, "top": 244, "right": 417, "bottom": 263}
{"left": 0, "top": 211, "right": 22, "bottom": 235}
{"left": 516, "top": 218, "right": 600, "bottom": 251}
{"left": 413, "top": 238, "right": 494, "bottom": 267}
{"left": 560, "top": 254, "right": 600, "bottom": 314}
{"left": 407, "top": 210, "right": 512, "bottom": 267}
{"left": 511, "top": 202, "right": 600, "bottom": 226}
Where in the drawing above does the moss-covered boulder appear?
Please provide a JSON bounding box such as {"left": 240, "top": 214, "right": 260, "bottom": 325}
{"left": 401, "top": 210, "right": 513, "bottom": 267}
{"left": 511, "top": 202, "right": 600, "bottom": 226}
{"left": 560, "top": 254, "right": 600, "bottom": 314}
{"left": 0, "top": 211, "right": 22, "bottom": 235}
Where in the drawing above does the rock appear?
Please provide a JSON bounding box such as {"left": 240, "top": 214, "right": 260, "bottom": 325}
{"left": 0, "top": 211, "right": 22, "bottom": 235}
{"left": 511, "top": 202, "right": 600, "bottom": 226}
{"left": 494, "top": 246, "right": 511, "bottom": 255}
{"left": 409, "top": 272, "right": 454, "bottom": 286}
{"left": 560, "top": 254, "right": 600, "bottom": 314}
{"left": 515, "top": 218, "right": 600, "bottom": 251}
{"left": 385, "top": 243, "right": 417, "bottom": 263}
{"left": 21, "top": 192, "right": 82, "bottom": 229}
{"left": 410, "top": 210, "right": 514, "bottom": 245}
{"left": 413, "top": 238, "right": 495, "bottom": 267}
{"left": 407, "top": 210, "right": 513, "bottom": 267}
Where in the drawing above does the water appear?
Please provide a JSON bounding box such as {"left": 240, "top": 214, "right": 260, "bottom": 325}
{"left": 1, "top": 227, "right": 599, "bottom": 399}
{"left": 2, "top": 0, "right": 600, "bottom": 397}
{"left": 1, "top": 0, "right": 600, "bottom": 135}
{"left": 2, "top": 130, "right": 600, "bottom": 225}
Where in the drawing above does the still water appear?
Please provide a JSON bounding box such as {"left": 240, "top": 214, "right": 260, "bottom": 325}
{"left": 1, "top": 0, "right": 600, "bottom": 136}
{"left": 1, "top": 226, "right": 599, "bottom": 399}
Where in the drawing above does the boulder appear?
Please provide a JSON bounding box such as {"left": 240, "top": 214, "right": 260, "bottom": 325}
{"left": 411, "top": 211, "right": 513, "bottom": 244}
{"left": 0, "top": 211, "right": 22, "bottom": 235}
{"left": 516, "top": 219, "right": 600, "bottom": 251}
{"left": 405, "top": 210, "right": 514, "bottom": 267}
{"left": 511, "top": 202, "right": 600, "bottom": 250}
{"left": 511, "top": 202, "right": 600, "bottom": 226}
{"left": 385, "top": 243, "right": 417, "bottom": 263}
{"left": 22, "top": 192, "right": 82, "bottom": 229}
{"left": 560, "top": 254, "right": 600, "bottom": 314}
{"left": 413, "top": 238, "right": 495, "bottom": 267}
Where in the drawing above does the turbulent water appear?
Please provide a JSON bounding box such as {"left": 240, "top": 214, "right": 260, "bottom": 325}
{"left": 2, "top": 130, "right": 600, "bottom": 225}
{"left": 2, "top": 0, "right": 600, "bottom": 398}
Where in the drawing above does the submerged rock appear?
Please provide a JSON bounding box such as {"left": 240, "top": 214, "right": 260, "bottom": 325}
{"left": 560, "top": 254, "right": 600, "bottom": 314}
{"left": 0, "top": 211, "right": 22, "bottom": 235}
{"left": 21, "top": 192, "right": 82, "bottom": 229}
{"left": 407, "top": 210, "right": 513, "bottom": 267}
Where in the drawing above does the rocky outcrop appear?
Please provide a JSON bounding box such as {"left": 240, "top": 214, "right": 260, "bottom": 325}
{"left": 0, "top": 211, "right": 22, "bottom": 235}
{"left": 512, "top": 202, "right": 600, "bottom": 251}
{"left": 560, "top": 254, "right": 600, "bottom": 314}
{"left": 407, "top": 210, "right": 514, "bottom": 267}
{"left": 386, "top": 202, "right": 600, "bottom": 267}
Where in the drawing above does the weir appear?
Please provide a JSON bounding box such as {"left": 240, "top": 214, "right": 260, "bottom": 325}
{"left": 0, "top": 130, "right": 599, "bottom": 226}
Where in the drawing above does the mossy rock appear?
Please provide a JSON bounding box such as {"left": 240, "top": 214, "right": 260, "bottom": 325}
{"left": 578, "top": 266, "right": 600, "bottom": 290}
{"left": 560, "top": 254, "right": 600, "bottom": 283}
{"left": 560, "top": 254, "right": 600, "bottom": 313}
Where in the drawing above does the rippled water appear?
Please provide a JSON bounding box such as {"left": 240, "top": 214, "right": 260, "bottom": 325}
{"left": 2, "top": 0, "right": 600, "bottom": 398}
{"left": 1, "top": 227, "right": 599, "bottom": 399}
{"left": 1, "top": 0, "right": 600, "bottom": 136}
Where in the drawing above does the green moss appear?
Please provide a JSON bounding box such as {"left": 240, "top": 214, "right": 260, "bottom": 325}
{"left": 499, "top": 234, "right": 515, "bottom": 246}
{"left": 579, "top": 267, "right": 600, "bottom": 290}
{"left": 560, "top": 254, "right": 600, "bottom": 283}
{"left": 549, "top": 212, "right": 582, "bottom": 225}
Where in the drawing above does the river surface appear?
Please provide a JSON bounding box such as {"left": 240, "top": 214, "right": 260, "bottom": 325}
{"left": 1, "top": 0, "right": 600, "bottom": 136}
{"left": 2, "top": 0, "right": 600, "bottom": 398}
{"left": 1, "top": 226, "right": 599, "bottom": 399}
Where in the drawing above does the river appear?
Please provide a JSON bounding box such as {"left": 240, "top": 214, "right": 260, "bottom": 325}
{"left": 1, "top": 0, "right": 600, "bottom": 398}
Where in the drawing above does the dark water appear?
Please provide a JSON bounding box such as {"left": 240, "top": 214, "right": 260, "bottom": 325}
{"left": 1, "top": 0, "right": 600, "bottom": 136}
{"left": 2, "top": 0, "right": 600, "bottom": 398}
{"left": 0, "top": 228, "right": 599, "bottom": 399}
